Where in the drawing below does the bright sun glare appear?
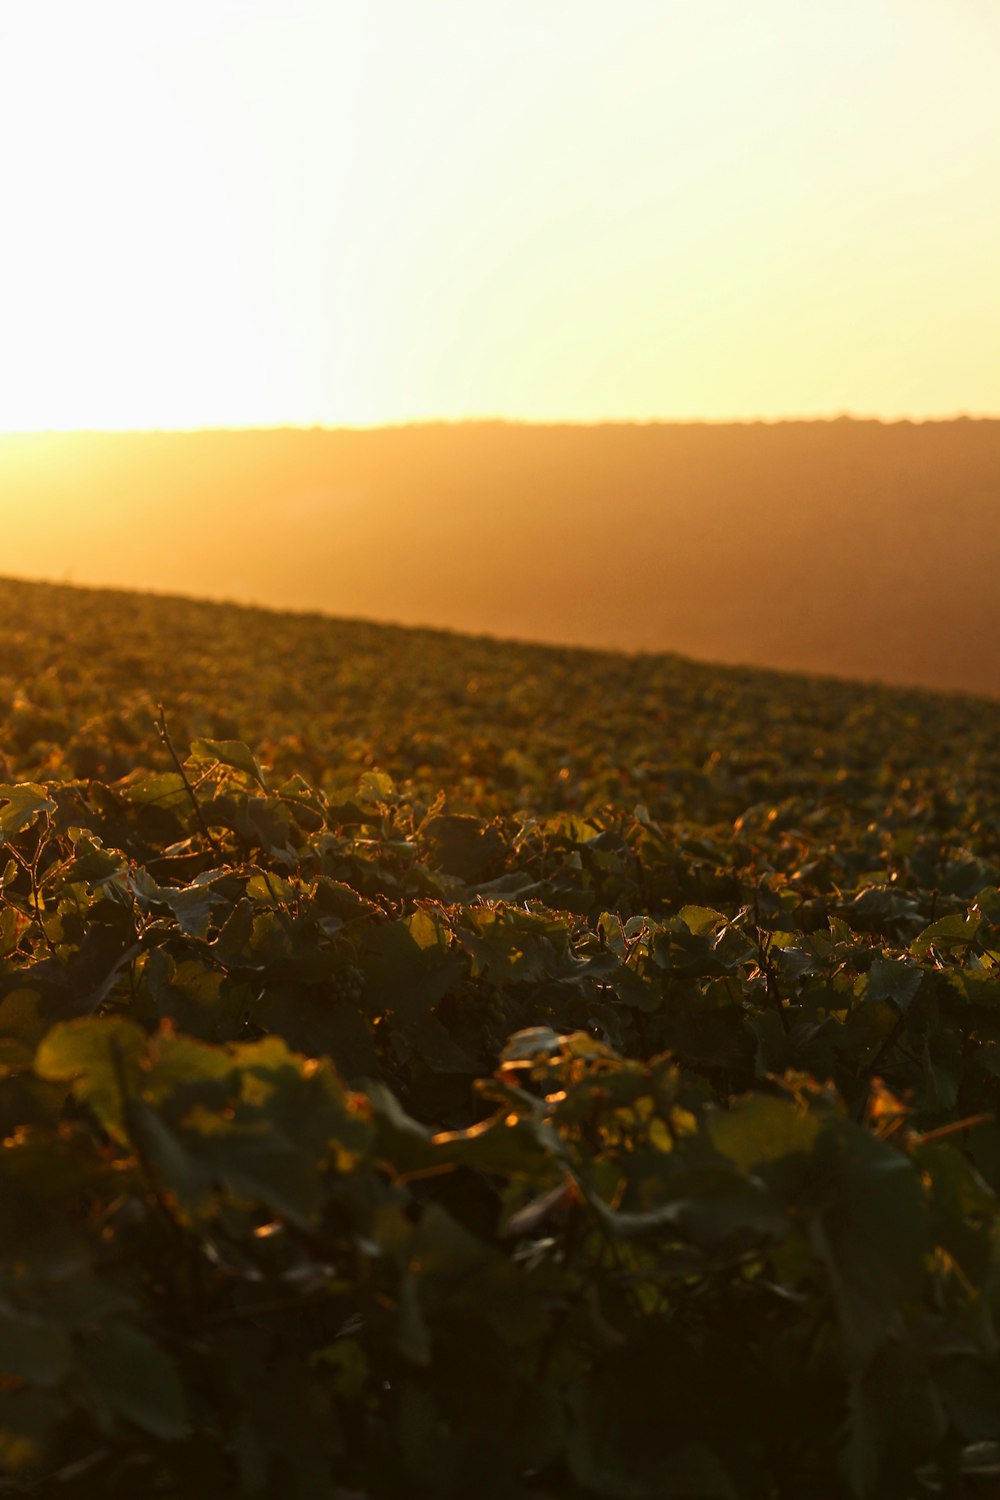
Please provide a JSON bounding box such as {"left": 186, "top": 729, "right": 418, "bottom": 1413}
{"left": 0, "top": 0, "right": 998, "bottom": 431}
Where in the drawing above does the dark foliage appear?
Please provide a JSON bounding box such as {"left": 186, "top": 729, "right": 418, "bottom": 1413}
{"left": 1, "top": 577, "right": 1000, "bottom": 1497}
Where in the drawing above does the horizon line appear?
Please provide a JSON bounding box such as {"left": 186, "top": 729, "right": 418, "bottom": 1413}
{"left": 1, "top": 411, "right": 999, "bottom": 438}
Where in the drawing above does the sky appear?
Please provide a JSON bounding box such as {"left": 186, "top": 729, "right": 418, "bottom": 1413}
{"left": 0, "top": 0, "right": 997, "bottom": 431}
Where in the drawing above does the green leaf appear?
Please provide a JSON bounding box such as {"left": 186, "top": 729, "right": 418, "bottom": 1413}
{"left": 392, "top": 1273, "right": 431, "bottom": 1366}
{"left": 865, "top": 957, "right": 923, "bottom": 1012}
{"left": 128, "top": 867, "right": 229, "bottom": 938}
{"left": 367, "top": 1081, "right": 441, "bottom": 1175}
{"left": 189, "top": 738, "right": 266, "bottom": 788}
{"left": 147, "top": 1034, "right": 371, "bottom": 1224}
{"left": 678, "top": 905, "right": 727, "bottom": 936}
{"left": 0, "top": 1304, "right": 72, "bottom": 1388}
{"left": 911, "top": 912, "right": 981, "bottom": 959}
{"left": 361, "top": 917, "right": 465, "bottom": 1023}
{"left": 128, "top": 1098, "right": 212, "bottom": 1214}
{"left": 78, "top": 1322, "right": 190, "bottom": 1440}
{"left": 592, "top": 1167, "right": 788, "bottom": 1249}
{"left": 119, "top": 770, "right": 190, "bottom": 811}
{"left": 63, "top": 830, "right": 127, "bottom": 886}
{"left": 310, "top": 1339, "right": 368, "bottom": 1397}
{"left": 34, "top": 1017, "right": 147, "bottom": 1140}
{"left": 707, "top": 1091, "right": 822, "bottom": 1172}
{"left": 356, "top": 769, "right": 395, "bottom": 807}
{"left": 0, "top": 989, "right": 49, "bottom": 1064}
{"left": 421, "top": 813, "right": 505, "bottom": 882}
{"left": 810, "top": 1125, "right": 927, "bottom": 1370}
{"left": 843, "top": 1339, "right": 946, "bottom": 1499}
{"left": 234, "top": 797, "right": 296, "bottom": 862}
{"left": 0, "top": 783, "right": 55, "bottom": 843}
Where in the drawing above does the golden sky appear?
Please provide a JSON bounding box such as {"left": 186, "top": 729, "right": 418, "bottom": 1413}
{"left": 1, "top": 0, "right": 997, "bottom": 430}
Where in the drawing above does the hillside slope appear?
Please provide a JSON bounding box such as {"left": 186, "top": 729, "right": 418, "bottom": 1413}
{"left": 0, "top": 571, "right": 995, "bottom": 803}
{"left": 1, "top": 417, "right": 998, "bottom": 694}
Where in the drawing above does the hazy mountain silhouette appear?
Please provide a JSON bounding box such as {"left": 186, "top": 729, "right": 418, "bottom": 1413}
{"left": 1, "top": 418, "right": 997, "bottom": 695}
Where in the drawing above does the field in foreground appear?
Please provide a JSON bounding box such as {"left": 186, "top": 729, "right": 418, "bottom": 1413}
{"left": 2, "top": 576, "right": 1000, "bottom": 1497}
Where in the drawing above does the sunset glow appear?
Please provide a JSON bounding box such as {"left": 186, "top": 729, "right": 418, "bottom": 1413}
{"left": 0, "top": 0, "right": 997, "bottom": 430}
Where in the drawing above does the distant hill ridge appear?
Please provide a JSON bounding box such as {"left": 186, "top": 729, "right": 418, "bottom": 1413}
{"left": 1, "top": 419, "right": 997, "bottom": 695}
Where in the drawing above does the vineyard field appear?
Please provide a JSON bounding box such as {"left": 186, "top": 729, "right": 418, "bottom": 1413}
{"left": 1, "top": 575, "right": 1000, "bottom": 1497}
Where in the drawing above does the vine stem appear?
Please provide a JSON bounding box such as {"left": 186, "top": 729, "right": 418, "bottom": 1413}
{"left": 8, "top": 843, "right": 57, "bottom": 955}
{"left": 155, "top": 704, "right": 222, "bottom": 859}
{"left": 251, "top": 864, "right": 296, "bottom": 940}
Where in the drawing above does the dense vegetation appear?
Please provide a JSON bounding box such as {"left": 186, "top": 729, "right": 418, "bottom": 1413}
{"left": 2, "top": 575, "right": 1000, "bottom": 1498}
